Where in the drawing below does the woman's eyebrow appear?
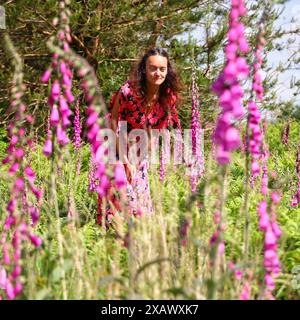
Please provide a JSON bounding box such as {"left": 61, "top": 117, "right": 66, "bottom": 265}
{"left": 149, "top": 64, "right": 167, "bottom": 68}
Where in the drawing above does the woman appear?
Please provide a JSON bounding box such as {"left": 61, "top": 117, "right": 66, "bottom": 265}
{"left": 97, "top": 47, "right": 182, "bottom": 225}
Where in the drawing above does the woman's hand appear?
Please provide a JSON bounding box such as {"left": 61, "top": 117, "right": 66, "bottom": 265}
{"left": 124, "top": 163, "right": 137, "bottom": 184}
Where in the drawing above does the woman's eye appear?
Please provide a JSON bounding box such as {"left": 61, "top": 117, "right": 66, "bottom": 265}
{"left": 149, "top": 67, "right": 166, "bottom": 72}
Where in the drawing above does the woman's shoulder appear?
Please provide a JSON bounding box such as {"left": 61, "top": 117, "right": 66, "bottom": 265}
{"left": 108, "top": 80, "right": 140, "bottom": 113}
{"left": 112, "top": 80, "right": 139, "bottom": 104}
{"left": 121, "top": 80, "right": 142, "bottom": 103}
{"left": 120, "top": 80, "right": 131, "bottom": 93}
{"left": 109, "top": 80, "right": 131, "bottom": 105}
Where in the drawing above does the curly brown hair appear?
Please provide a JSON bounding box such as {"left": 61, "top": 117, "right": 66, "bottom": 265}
{"left": 129, "top": 47, "right": 183, "bottom": 111}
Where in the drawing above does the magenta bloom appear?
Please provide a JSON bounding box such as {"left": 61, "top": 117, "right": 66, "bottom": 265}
{"left": 114, "top": 163, "right": 126, "bottom": 189}
{"left": 56, "top": 126, "right": 70, "bottom": 145}
{"left": 225, "top": 127, "right": 241, "bottom": 150}
{"left": 50, "top": 105, "right": 60, "bottom": 126}
{"left": 59, "top": 96, "right": 69, "bottom": 113}
{"left": 190, "top": 74, "right": 205, "bottom": 191}
{"left": 65, "top": 89, "right": 75, "bottom": 103}
{"left": 86, "top": 111, "right": 98, "bottom": 127}
{"left": 41, "top": 69, "right": 52, "bottom": 83}
{"left": 73, "top": 100, "right": 82, "bottom": 172}
{"left": 51, "top": 80, "right": 60, "bottom": 100}
{"left": 9, "top": 162, "right": 20, "bottom": 175}
{"left": 29, "top": 234, "right": 42, "bottom": 248}
{"left": 211, "top": 0, "right": 249, "bottom": 165}
{"left": 258, "top": 193, "right": 282, "bottom": 299}
{"left": 251, "top": 161, "right": 260, "bottom": 176}
{"left": 2, "top": 42, "right": 43, "bottom": 300}
{"left": 6, "top": 281, "right": 15, "bottom": 300}
{"left": 97, "top": 175, "right": 109, "bottom": 197}
{"left": 43, "top": 139, "right": 53, "bottom": 157}
{"left": 217, "top": 145, "right": 230, "bottom": 165}
{"left": 291, "top": 147, "right": 300, "bottom": 207}
{"left": 59, "top": 61, "right": 67, "bottom": 74}
{"left": 240, "top": 282, "right": 250, "bottom": 300}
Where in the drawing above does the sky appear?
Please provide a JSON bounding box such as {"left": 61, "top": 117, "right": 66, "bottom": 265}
{"left": 176, "top": 0, "right": 300, "bottom": 104}
{"left": 268, "top": 0, "right": 300, "bottom": 103}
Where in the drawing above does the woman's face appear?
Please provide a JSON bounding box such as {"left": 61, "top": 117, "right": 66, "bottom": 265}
{"left": 145, "top": 55, "right": 168, "bottom": 87}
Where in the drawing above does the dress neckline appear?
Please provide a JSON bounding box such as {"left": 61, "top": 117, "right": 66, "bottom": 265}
{"left": 140, "top": 100, "right": 159, "bottom": 117}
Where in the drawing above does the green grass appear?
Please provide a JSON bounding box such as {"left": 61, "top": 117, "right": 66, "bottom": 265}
{"left": 0, "top": 121, "right": 299, "bottom": 300}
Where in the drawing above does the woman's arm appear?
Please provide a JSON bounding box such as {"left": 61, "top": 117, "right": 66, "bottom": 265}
{"left": 110, "top": 89, "right": 121, "bottom": 133}
{"left": 110, "top": 88, "right": 136, "bottom": 183}
{"left": 110, "top": 89, "right": 126, "bottom": 162}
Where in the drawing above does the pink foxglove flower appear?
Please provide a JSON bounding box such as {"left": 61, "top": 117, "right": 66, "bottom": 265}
{"left": 211, "top": 0, "right": 249, "bottom": 165}
{"left": 258, "top": 193, "right": 282, "bottom": 299}
{"left": 114, "top": 163, "right": 126, "bottom": 189}
{"left": 190, "top": 72, "right": 204, "bottom": 192}
{"left": 291, "top": 146, "right": 300, "bottom": 207}
{"left": 74, "top": 99, "right": 82, "bottom": 174}
{"left": 247, "top": 26, "right": 266, "bottom": 184}
{"left": 1, "top": 35, "right": 42, "bottom": 300}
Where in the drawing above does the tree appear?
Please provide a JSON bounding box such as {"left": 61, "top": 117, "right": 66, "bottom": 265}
{"left": 0, "top": 0, "right": 297, "bottom": 133}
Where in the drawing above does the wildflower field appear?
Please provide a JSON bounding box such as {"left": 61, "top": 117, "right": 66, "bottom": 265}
{"left": 0, "top": 0, "right": 300, "bottom": 301}
{"left": 0, "top": 121, "right": 299, "bottom": 300}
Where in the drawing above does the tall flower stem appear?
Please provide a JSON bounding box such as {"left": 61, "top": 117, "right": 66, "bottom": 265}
{"left": 207, "top": 164, "right": 227, "bottom": 300}
{"left": 50, "top": 158, "right": 68, "bottom": 299}
{"left": 1, "top": 35, "right": 42, "bottom": 300}
{"left": 209, "top": 0, "right": 249, "bottom": 299}
{"left": 243, "top": 114, "right": 251, "bottom": 264}
{"left": 49, "top": 130, "right": 67, "bottom": 299}
{"left": 243, "top": 6, "right": 268, "bottom": 266}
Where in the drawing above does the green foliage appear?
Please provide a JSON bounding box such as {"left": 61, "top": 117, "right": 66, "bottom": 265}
{"left": 0, "top": 121, "right": 299, "bottom": 299}
{"left": 0, "top": 0, "right": 299, "bottom": 301}
{"left": 0, "top": 127, "right": 7, "bottom": 160}
{"left": 1, "top": 0, "right": 296, "bottom": 131}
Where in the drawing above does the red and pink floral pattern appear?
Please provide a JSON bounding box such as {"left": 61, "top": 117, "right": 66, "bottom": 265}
{"left": 97, "top": 81, "right": 181, "bottom": 225}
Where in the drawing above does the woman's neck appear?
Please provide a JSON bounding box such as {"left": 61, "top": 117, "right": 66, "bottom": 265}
{"left": 146, "top": 83, "right": 159, "bottom": 98}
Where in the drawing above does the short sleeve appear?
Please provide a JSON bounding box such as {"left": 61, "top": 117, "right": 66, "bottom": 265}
{"left": 106, "top": 82, "right": 130, "bottom": 124}
{"left": 109, "top": 83, "right": 129, "bottom": 111}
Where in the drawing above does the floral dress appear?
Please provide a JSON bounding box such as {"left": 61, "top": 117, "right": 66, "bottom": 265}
{"left": 97, "top": 80, "right": 181, "bottom": 225}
